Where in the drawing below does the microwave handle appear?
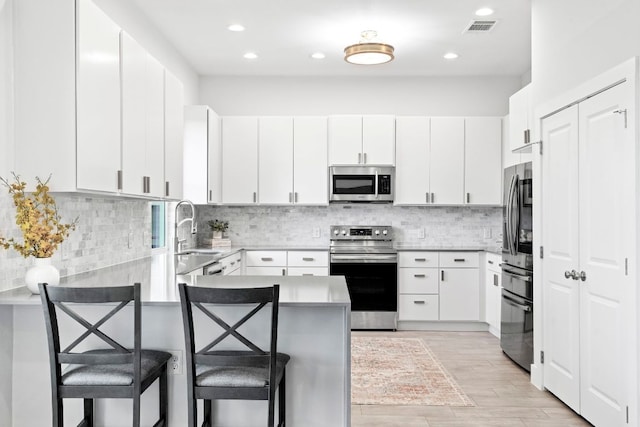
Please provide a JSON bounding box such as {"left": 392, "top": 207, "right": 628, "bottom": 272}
{"left": 375, "top": 170, "right": 379, "bottom": 196}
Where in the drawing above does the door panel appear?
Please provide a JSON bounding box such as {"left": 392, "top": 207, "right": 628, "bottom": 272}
{"left": 259, "top": 117, "right": 294, "bottom": 204}
{"left": 394, "top": 117, "right": 430, "bottom": 204}
{"left": 578, "top": 82, "right": 629, "bottom": 426}
{"left": 430, "top": 117, "right": 464, "bottom": 204}
{"left": 542, "top": 105, "right": 580, "bottom": 412}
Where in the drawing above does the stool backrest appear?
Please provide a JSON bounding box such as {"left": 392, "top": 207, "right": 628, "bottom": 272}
{"left": 39, "top": 283, "right": 141, "bottom": 388}
{"left": 178, "top": 284, "right": 280, "bottom": 385}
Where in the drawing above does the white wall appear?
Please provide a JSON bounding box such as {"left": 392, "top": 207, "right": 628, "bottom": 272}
{"left": 0, "top": 306, "right": 12, "bottom": 427}
{"left": 0, "top": 0, "right": 13, "bottom": 177}
{"left": 531, "top": 0, "right": 640, "bottom": 105}
{"left": 93, "top": 0, "right": 198, "bottom": 104}
{"left": 200, "top": 75, "right": 522, "bottom": 116}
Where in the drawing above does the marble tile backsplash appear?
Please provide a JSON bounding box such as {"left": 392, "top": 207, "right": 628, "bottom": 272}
{"left": 195, "top": 204, "right": 503, "bottom": 248}
{"left": 0, "top": 192, "right": 153, "bottom": 292}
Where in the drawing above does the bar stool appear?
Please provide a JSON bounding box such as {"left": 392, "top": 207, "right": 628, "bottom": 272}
{"left": 178, "top": 283, "right": 289, "bottom": 427}
{"left": 39, "top": 282, "right": 171, "bottom": 427}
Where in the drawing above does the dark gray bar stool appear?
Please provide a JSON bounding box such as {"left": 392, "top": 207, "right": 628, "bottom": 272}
{"left": 39, "top": 282, "right": 171, "bottom": 427}
{"left": 178, "top": 283, "right": 289, "bottom": 427}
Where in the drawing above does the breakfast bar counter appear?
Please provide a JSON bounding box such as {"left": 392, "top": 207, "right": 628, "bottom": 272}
{"left": 0, "top": 255, "right": 351, "bottom": 427}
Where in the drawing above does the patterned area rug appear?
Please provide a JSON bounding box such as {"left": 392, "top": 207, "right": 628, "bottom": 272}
{"left": 351, "top": 336, "right": 475, "bottom": 406}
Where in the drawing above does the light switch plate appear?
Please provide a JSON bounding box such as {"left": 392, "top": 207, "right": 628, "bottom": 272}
{"left": 313, "top": 227, "right": 321, "bottom": 238}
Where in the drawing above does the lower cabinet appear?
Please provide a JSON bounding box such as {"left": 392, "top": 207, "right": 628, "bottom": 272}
{"left": 398, "top": 251, "right": 480, "bottom": 322}
{"left": 484, "top": 252, "right": 502, "bottom": 337}
{"left": 244, "top": 250, "right": 328, "bottom": 277}
{"left": 219, "top": 252, "right": 243, "bottom": 276}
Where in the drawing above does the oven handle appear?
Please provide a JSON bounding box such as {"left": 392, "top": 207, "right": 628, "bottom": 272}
{"left": 500, "top": 265, "right": 533, "bottom": 282}
{"left": 502, "top": 294, "right": 532, "bottom": 312}
{"left": 330, "top": 254, "right": 398, "bottom": 263}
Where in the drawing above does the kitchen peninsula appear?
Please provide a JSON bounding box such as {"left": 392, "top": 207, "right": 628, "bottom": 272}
{"left": 0, "top": 254, "right": 351, "bottom": 427}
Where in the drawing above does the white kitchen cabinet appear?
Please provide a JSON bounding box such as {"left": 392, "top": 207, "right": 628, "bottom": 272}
{"left": 221, "top": 117, "right": 258, "bottom": 204}
{"left": 464, "top": 117, "right": 502, "bottom": 205}
{"left": 293, "top": 117, "right": 328, "bottom": 205}
{"left": 120, "top": 32, "right": 164, "bottom": 198}
{"left": 439, "top": 251, "right": 479, "bottom": 268}
{"left": 184, "top": 106, "right": 213, "bottom": 204}
{"left": 245, "top": 251, "right": 288, "bottom": 267}
{"left": 398, "top": 295, "right": 439, "bottom": 321}
{"left": 245, "top": 266, "right": 288, "bottom": 276}
{"left": 394, "top": 117, "right": 430, "bottom": 205}
{"left": 76, "top": 0, "right": 122, "bottom": 193}
{"left": 163, "top": 70, "right": 184, "bottom": 200}
{"left": 207, "top": 110, "right": 222, "bottom": 204}
{"left": 398, "top": 251, "right": 440, "bottom": 322}
{"left": 439, "top": 267, "right": 480, "bottom": 321}
{"left": 328, "top": 115, "right": 395, "bottom": 165}
{"left": 287, "top": 267, "right": 328, "bottom": 276}
{"left": 484, "top": 252, "right": 502, "bottom": 337}
{"left": 287, "top": 251, "right": 328, "bottom": 267}
{"left": 259, "top": 117, "right": 294, "bottom": 204}
{"left": 509, "top": 83, "right": 533, "bottom": 152}
{"left": 219, "top": 252, "right": 243, "bottom": 276}
{"left": 398, "top": 269, "right": 439, "bottom": 294}
{"left": 430, "top": 118, "right": 465, "bottom": 205}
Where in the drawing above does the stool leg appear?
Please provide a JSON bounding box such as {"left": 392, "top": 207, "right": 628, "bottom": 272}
{"left": 52, "top": 396, "right": 63, "bottom": 427}
{"left": 133, "top": 393, "right": 141, "bottom": 427}
{"left": 203, "top": 400, "right": 212, "bottom": 427}
{"left": 159, "top": 367, "right": 168, "bottom": 424}
{"left": 83, "top": 398, "right": 94, "bottom": 427}
{"left": 278, "top": 370, "right": 286, "bottom": 427}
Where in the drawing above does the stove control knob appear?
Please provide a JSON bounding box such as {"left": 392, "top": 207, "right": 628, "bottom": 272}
{"left": 341, "top": 230, "right": 347, "bottom": 236}
{"left": 382, "top": 230, "right": 388, "bottom": 236}
{"left": 375, "top": 230, "right": 380, "bottom": 235}
{"left": 333, "top": 229, "right": 339, "bottom": 235}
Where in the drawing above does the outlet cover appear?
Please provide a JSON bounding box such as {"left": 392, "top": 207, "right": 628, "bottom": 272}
{"left": 169, "top": 350, "right": 182, "bottom": 375}
{"left": 483, "top": 228, "right": 492, "bottom": 239}
{"left": 312, "top": 227, "right": 321, "bottom": 238}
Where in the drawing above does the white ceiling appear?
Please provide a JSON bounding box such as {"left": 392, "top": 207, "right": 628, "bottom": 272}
{"left": 131, "top": 0, "right": 531, "bottom": 78}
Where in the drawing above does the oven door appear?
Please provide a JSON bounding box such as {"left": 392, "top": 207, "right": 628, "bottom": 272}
{"left": 329, "top": 255, "right": 397, "bottom": 312}
{"left": 500, "top": 288, "right": 533, "bottom": 372}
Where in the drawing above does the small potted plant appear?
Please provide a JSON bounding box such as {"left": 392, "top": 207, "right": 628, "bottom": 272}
{"left": 208, "top": 219, "right": 229, "bottom": 239}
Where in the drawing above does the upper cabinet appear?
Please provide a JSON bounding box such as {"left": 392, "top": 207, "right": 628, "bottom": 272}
{"left": 395, "top": 116, "right": 502, "bottom": 206}
{"left": 293, "top": 117, "right": 328, "bottom": 205}
{"left": 464, "top": 117, "right": 502, "bottom": 205}
{"left": 221, "top": 117, "right": 259, "bottom": 204}
{"left": 14, "top": 0, "right": 184, "bottom": 198}
{"left": 328, "top": 115, "right": 395, "bottom": 165}
{"left": 163, "top": 70, "right": 184, "bottom": 200}
{"left": 259, "top": 117, "right": 294, "bottom": 204}
{"left": 508, "top": 83, "right": 533, "bottom": 152}
{"left": 75, "top": 0, "right": 122, "bottom": 193}
{"left": 183, "top": 105, "right": 219, "bottom": 204}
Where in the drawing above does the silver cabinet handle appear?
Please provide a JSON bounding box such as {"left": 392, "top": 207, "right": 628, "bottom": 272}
{"left": 415, "top": 258, "right": 426, "bottom": 262}
{"left": 466, "top": 193, "right": 470, "bottom": 203}
{"left": 289, "top": 192, "right": 293, "bottom": 203}
{"left": 431, "top": 193, "right": 435, "bottom": 203}
{"left": 302, "top": 257, "right": 314, "bottom": 261}
{"left": 261, "top": 257, "right": 273, "bottom": 262}
{"left": 282, "top": 268, "right": 286, "bottom": 276}
{"left": 209, "top": 190, "right": 212, "bottom": 201}
{"left": 413, "top": 300, "right": 425, "bottom": 304}
{"left": 302, "top": 273, "right": 314, "bottom": 276}
{"left": 165, "top": 181, "right": 170, "bottom": 197}
{"left": 493, "top": 274, "right": 499, "bottom": 287}
{"left": 524, "top": 129, "right": 531, "bottom": 144}
{"left": 441, "top": 270, "right": 444, "bottom": 281}
{"left": 579, "top": 271, "right": 587, "bottom": 281}
{"left": 426, "top": 193, "right": 429, "bottom": 203}
{"left": 414, "top": 274, "right": 426, "bottom": 278}
{"left": 230, "top": 261, "right": 236, "bottom": 266}
{"left": 294, "top": 192, "right": 298, "bottom": 203}
{"left": 117, "top": 170, "right": 123, "bottom": 190}
{"left": 358, "top": 153, "right": 362, "bottom": 164}
{"left": 253, "top": 192, "right": 257, "bottom": 203}
{"left": 363, "top": 152, "right": 367, "bottom": 164}
{"left": 454, "top": 258, "right": 466, "bottom": 262}
{"left": 488, "top": 260, "right": 494, "bottom": 264}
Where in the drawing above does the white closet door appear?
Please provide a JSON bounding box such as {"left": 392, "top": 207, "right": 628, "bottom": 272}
{"left": 259, "top": 117, "right": 294, "bottom": 204}
{"left": 578, "top": 82, "right": 631, "bottom": 427}
{"left": 394, "top": 117, "right": 430, "bottom": 205}
{"left": 542, "top": 105, "right": 581, "bottom": 412}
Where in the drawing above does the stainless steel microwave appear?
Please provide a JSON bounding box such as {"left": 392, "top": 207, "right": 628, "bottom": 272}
{"left": 329, "top": 166, "right": 394, "bottom": 202}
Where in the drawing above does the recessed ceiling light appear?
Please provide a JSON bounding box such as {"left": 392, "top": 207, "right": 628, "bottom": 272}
{"left": 443, "top": 52, "right": 459, "bottom": 60}
{"left": 227, "top": 24, "right": 245, "bottom": 32}
{"left": 243, "top": 52, "right": 258, "bottom": 60}
{"left": 311, "top": 52, "right": 326, "bottom": 60}
{"left": 475, "top": 8, "right": 494, "bottom": 16}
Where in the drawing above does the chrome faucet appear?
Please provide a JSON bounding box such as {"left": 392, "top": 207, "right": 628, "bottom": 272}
{"left": 174, "top": 200, "right": 197, "bottom": 253}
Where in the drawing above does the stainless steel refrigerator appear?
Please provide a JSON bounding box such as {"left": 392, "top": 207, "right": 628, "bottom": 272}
{"left": 500, "top": 161, "right": 534, "bottom": 371}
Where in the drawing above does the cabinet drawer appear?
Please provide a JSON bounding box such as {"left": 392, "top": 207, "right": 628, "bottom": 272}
{"left": 398, "top": 268, "right": 439, "bottom": 294}
{"left": 439, "top": 252, "right": 479, "bottom": 268}
{"left": 287, "top": 267, "right": 328, "bottom": 276}
{"left": 486, "top": 252, "right": 502, "bottom": 273}
{"left": 398, "top": 252, "right": 438, "bottom": 268}
{"left": 245, "top": 266, "right": 287, "bottom": 276}
{"left": 287, "top": 251, "right": 328, "bottom": 267}
{"left": 245, "top": 251, "right": 287, "bottom": 266}
{"left": 398, "top": 295, "right": 439, "bottom": 321}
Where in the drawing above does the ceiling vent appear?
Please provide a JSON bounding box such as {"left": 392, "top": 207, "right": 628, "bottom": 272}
{"left": 465, "top": 20, "right": 497, "bottom": 33}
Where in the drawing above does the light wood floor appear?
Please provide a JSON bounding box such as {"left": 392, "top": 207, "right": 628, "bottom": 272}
{"left": 352, "top": 331, "right": 592, "bottom": 427}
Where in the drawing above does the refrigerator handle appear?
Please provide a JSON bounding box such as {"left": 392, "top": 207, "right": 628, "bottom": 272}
{"left": 505, "top": 174, "right": 516, "bottom": 255}
{"left": 512, "top": 176, "right": 521, "bottom": 256}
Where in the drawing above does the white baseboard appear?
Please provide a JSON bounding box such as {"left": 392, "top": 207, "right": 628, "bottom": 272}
{"left": 397, "top": 321, "right": 490, "bottom": 332}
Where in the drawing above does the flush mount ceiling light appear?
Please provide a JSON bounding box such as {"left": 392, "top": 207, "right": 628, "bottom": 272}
{"left": 344, "top": 30, "right": 394, "bottom": 65}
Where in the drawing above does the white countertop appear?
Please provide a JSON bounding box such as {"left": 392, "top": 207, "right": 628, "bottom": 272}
{"left": 0, "top": 252, "right": 349, "bottom": 307}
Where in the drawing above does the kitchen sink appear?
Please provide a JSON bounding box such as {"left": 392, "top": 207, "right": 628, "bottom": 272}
{"left": 175, "top": 248, "right": 221, "bottom": 256}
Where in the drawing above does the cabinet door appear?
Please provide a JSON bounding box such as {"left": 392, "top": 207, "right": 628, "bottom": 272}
{"left": 183, "top": 106, "right": 209, "bottom": 204}
{"left": 163, "top": 70, "right": 184, "bottom": 200}
{"left": 464, "top": 117, "right": 502, "bottom": 205}
{"left": 287, "top": 267, "right": 328, "bottom": 276}
{"left": 144, "top": 54, "right": 165, "bottom": 198}
{"left": 362, "top": 115, "right": 395, "bottom": 165}
{"left": 259, "top": 117, "right": 294, "bottom": 204}
{"left": 439, "top": 268, "right": 479, "bottom": 320}
{"left": 430, "top": 118, "right": 464, "bottom": 204}
{"left": 120, "top": 32, "right": 147, "bottom": 196}
{"left": 509, "top": 84, "right": 531, "bottom": 152}
{"left": 395, "top": 117, "right": 430, "bottom": 205}
{"left": 245, "top": 267, "right": 287, "bottom": 276}
{"left": 398, "top": 295, "right": 439, "bottom": 321}
{"left": 207, "top": 109, "right": 222, "bottom": 203}
{"left": 293, "top": 117, "right": 328, "bottom": 205}
{"left": 328, "top": 116, "right": 362, "bottom": 165}
{"left": 76, "top": 0, "right": 121, "bottom": 192}
{"left": 221, "top": 117, "right": 258, "bottom": 204}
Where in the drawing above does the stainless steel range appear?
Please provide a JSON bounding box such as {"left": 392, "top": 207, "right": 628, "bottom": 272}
{"left": 329, "top": 225, "right": 397, "bottom": 330}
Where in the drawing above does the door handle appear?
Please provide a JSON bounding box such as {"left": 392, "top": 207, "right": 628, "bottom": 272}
{"left": 579, "top": 271, "right": 587, "bottom": 281}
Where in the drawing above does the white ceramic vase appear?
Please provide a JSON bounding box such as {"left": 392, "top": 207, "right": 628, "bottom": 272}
{"left": 25, "top": 257, "right": 60, "bottom": 294}
{"left": 213, "top": 230, "right": 223, "bottom": 239}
